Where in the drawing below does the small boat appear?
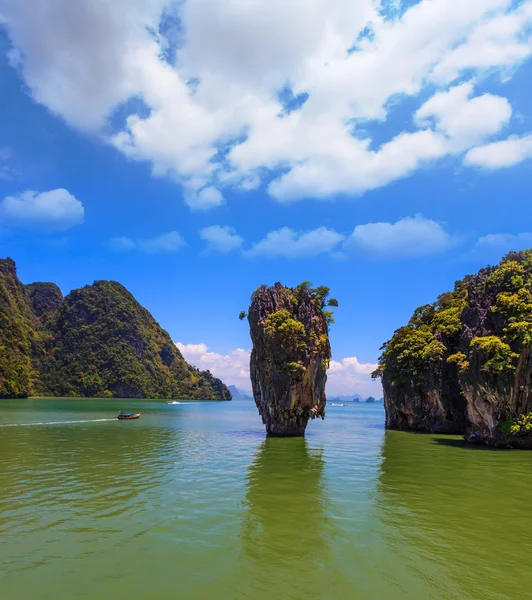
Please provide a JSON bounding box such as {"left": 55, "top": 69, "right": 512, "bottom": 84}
{"left": 165, "top": 401, "right": 180, "bottom": 405}
{"left": 117, "top": 412, "right": 141, "bottom": 420}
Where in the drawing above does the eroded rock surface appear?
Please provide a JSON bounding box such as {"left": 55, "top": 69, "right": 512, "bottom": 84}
{"left": 248, "top": 283, "right": 333, "bottom": 437}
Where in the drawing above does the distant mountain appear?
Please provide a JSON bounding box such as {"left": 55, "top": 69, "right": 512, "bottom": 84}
{"left": 329, "top": 394, "right": 364, "bottom": 403}
{"left": 228, "top": 385, "right": 253, "bottom": 401}
{"left": 0, "top": 258, "right": 231, "bottom": 400}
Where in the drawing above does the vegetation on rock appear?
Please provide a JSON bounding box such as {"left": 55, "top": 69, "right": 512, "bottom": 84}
{"left": 499, "top": 412, "right": 532, "bottom": 436}
{"left": 375, "top": 251, "right": 532, "bottom": 384}
{"left": 374, "top": 249, "right": 532, "bottom": 447}
{"left": 0, "top": 259, "right": 38, "bottom": 398}
{"left": 252, "top": 282, "right": 337, "bottom": 377}
{"left": 0, "top": 258, "right": 230, "bottom": 400}
{"left": 248, "top": 281, "right": 336, "bottom": 436}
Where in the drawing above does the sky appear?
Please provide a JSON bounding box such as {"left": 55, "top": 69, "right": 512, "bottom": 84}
{"left": 0, "top": 0, "right": 532, "bottom": 396}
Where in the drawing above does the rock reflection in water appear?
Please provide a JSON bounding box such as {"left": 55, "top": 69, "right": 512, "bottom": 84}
{"left": 241, "top": 437, "right": 331, "bottom": 598}
{"left": 377, "top": 430, "right": 532, "bottom": 600}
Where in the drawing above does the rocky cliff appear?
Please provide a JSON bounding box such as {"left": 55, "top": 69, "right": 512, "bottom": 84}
{"left": 0, "top": 258, "right": 231, "bottom": 400}
{"left": 374, "top": 250, "right": 532, "bottom": 448}
{"left": 247, "top": 282, "right": 335, "bottom": 436}
{"left": 0, "top": 258, "right": 38, "bottom": 398}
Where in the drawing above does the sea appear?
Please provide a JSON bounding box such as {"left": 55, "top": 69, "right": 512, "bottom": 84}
{"left": 1, "top": 398, "right": 531, "bottom": 600}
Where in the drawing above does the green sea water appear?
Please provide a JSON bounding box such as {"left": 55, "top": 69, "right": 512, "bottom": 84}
{"left": 1, "top": 399, "right": 531, "bottom": 600}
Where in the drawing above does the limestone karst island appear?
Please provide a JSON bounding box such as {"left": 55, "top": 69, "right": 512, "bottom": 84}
{"left": 374, "top": 250, "right": 532, "bottom": 449}
{"left": 0, "top": 258, "right": 230, "bottom": 401}
{"left": 2, "top": 1, "right": 532, "bottom": 597}
{"left": 245, "top": 282, "right": 336, "bottom": 436}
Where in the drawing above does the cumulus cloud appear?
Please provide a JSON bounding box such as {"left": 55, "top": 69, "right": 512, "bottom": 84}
{"left": 108, "top": 236, "right": 136, "bottom": 252}
{"left": 108, "top": 231, "right": 185, "bottom": 253}
{"left": 0, "top": 147, "right": 19, "bottom": 181}
{"left": 344, "top": 215, "right": 452, "bottom": 258}
{"left": 0, "top": 188, "right": 84, "bottom": 232}
{"left": 430, "top": 2, "right": 532, "bottom": 84}
{"left": 176, "top": 342, "right": 251, "bottom": 392}
{"left": 2, "top": 0, "right": 532, "bottom": 207}
{"left": 200, "top": 225, "right": 243, "bottom": 254}
{"left": 186, "top": 187, "right": 225, "bottom": 211}
{"left": 138, "top": 231, "right": 185, "bottom": 254}
{"left": 327, "top": 356, "right": 382, "bottom": 398}
{"left": 474, "top": 232, "right": 532, "bottom": 255}
{"left": 464, "top": 134, "right": 532, "bottom": 169}
{"left": 415, "top": 83, "right": 512, "bottom": 150}
{"left": 246, "top": 227, "right": 344, "bottom": 259}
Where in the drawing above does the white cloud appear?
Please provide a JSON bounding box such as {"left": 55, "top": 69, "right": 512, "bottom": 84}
{"left": 464, "top": 134, "right": 532, "bottom": 169}
{"left": 2, "top": 0, "right": 532, "bottom": 207}
{"left": 186, "top": 187, "right": 225, "bottom": 211}
{"left": 0, "top": 147, "right": 19, "bottom": 181}
{"left": 344, "top": 215, "right": 452, "bottom": 258}
{"left": 0, "top": 188, "right": 84, "bottom": 232}
{"left": 108, "top": 236, "right": 136, "bottom": 252}
{"left": 474, "top": 232, "right": 532, "bottom": 254}
{"left": 430, "top": 2, "right": 532, "bottom": 85}
{"left": 176, "top": 341, "right": 382, "bottom": 397}
{"left": 138, "top": 231, "right": 185, "bottom": 254}
{"left": 327, "top": 356, "right": 382, "bottom": 398}
{"left": 0, "top": 166, "right": 19, "bottom": 181}
{"left": 108, "top": 231, "right": 185, "bottom": 253}
{"left": 415, "top": 83, "right": 512, "bottom": 150}
{"left": 176, "top": 342, "right": 252, "bottom": 392}
{"left": 246, "top": 227, "right": 344, "bottom": 259}
{"left": 200, "top": 225, "right": 243, "bottom": 254}
{"left": 0, "top": 0, "right": 168, "bottom": 129}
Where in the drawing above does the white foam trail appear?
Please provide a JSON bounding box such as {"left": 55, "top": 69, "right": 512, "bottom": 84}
{"left": 166, "top": 402, "right": 204, "bottom": 405}
{"left": 0, "top": 418, "right": 116, "bottom": 428}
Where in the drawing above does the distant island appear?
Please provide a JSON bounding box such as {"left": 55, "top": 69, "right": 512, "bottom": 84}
{"left": 0, "top": 258, "right": 230, "bottom": 400}
{"left": 329, "top": 394, "right": 382, "bottom": 403}
{"left": 374, "top": 250, "right": 532, "bottom": 449}
{"left": 228, "top": 385, "right": 253, "bottom": 401}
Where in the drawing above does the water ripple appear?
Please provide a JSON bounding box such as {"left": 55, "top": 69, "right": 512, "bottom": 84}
{"left": 1, "top": 400, "right": 531, "bottom": 599}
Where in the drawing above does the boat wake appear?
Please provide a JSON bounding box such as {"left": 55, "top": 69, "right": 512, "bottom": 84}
{"left": 0, "top": 418, "right": 116, "bottom": 428}
{"left": 166, "top": 401, "right": 203, "bottom": 405}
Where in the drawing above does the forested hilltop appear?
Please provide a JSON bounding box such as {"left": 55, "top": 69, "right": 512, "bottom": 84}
{"left": 374, "top": 249, "right": 532, "bottom": 448}
{"left": 0, "top": 258, "right": 231, "bottom": 400}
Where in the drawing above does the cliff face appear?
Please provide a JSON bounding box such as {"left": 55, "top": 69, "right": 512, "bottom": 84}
{"left": 0, "top": 258, "right": 231, "bottom": 400}
{"left": 376, "top": 250, "right": 532, "bottom": 448}
{"left": 0, "top": 259, "right": 38, "bottom": 398}
{"left": 248, "top": 282, "right": 334, "bottom": 436}
{"left": 25, "top": 282, "right": 63, "bottom": 322}
{"left": 381, "top": 353, "right": 468, "bottom": 434}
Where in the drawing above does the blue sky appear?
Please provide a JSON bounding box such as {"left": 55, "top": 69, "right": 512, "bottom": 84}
{"left": 1, "top": 0, "right": 532, "bottom": 395}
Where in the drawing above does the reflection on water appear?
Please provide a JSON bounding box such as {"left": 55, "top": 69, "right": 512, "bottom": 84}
{"left": 378, "top": 430, "right": 532, "bottom": 600}
{"left": 240, "top": 437, "right": 331, "bottom": 599}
